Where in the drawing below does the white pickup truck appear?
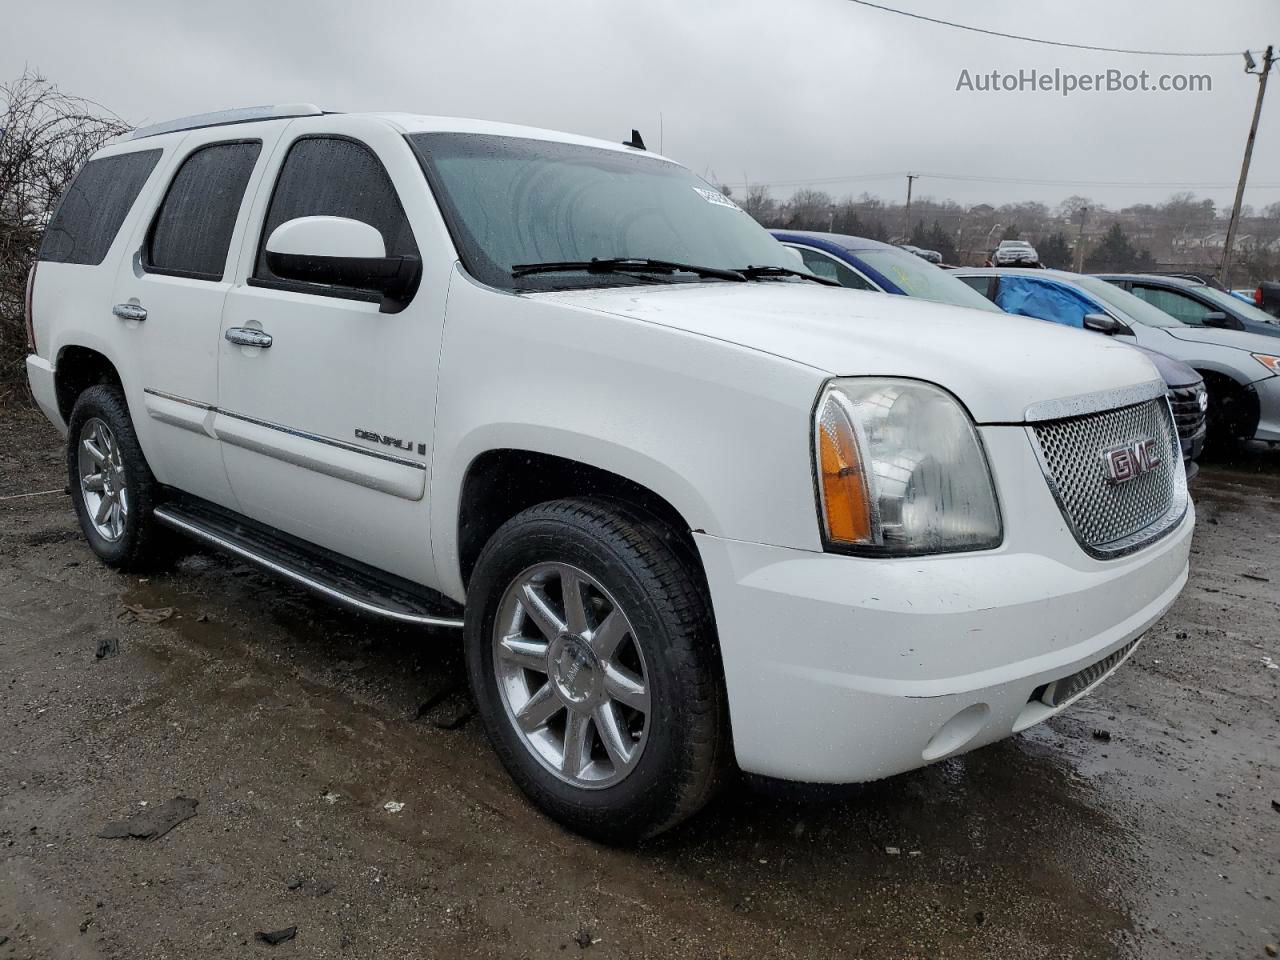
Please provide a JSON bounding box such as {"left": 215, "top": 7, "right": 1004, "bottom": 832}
{"left": 24, "top": 105, "right": 1192, "bottom": 841}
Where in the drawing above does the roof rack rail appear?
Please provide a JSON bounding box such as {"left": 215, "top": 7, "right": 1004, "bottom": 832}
{"left": 124, "top": 104, "right": 326, "bottom": 141}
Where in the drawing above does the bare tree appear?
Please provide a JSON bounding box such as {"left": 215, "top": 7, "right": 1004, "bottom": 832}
{"left": 1, "top": 70, "right": 129, "bottom": 404}
{"left": 738, "top": 184, "right": 777, "bottom": 225}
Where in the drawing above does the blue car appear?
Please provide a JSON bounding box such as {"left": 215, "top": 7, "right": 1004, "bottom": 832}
{"left": 770, "top": 231, "right": 1002, "bottom": 312}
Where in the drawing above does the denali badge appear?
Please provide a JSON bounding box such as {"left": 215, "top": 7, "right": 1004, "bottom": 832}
{"left": 354, "top": 429, "right": 426, "bottom": 456}
{"left": 1101, "top": 438, "right": 1161, "bottom": 485}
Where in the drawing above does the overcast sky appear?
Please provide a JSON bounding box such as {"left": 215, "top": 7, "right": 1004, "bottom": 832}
{"left": 5, "top": 0, "right": 1278, "bottom": 213}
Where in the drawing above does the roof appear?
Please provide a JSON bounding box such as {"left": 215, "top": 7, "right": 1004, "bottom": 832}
{"left": 117, "top": 106, "right": 675, "bottom": 163}
{"left": 769, "top": 230, "right": 896, "bottom": 252}
{"left": 1093, "top": 273, "right": 1197, "bottom": 287}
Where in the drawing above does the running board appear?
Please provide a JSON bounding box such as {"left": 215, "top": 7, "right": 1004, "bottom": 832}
{"left": 153, "top": 497, "right": 464, "bottom": 629}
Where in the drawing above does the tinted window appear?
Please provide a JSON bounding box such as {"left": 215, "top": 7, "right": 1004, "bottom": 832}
{"left": 793, "top": 247, "right": 874, "bottom": 290}
{"left": 147, "top": 141, "right": 261, "bottom": 280}
{"left": 39, "top": 150, "right": 161, "bottom": 265}
{"left": 254, "top": 137, "right": 417, "bottom": 286}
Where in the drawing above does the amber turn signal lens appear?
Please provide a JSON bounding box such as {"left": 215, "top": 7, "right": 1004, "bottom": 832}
{"left": 817, "top": 400, "right": 873, "bottom": 544}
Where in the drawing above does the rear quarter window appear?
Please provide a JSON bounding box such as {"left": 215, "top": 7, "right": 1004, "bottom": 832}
{"left": 38, "top": 149, "right": 162, "bottom": 266}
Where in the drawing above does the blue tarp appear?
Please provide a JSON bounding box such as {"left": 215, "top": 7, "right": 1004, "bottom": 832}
{"left": 995, "top": 276, "right": 1100, "bottom": 328}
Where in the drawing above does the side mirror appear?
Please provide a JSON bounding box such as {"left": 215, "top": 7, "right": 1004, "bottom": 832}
{"left": 1201, "top": 311, "right": 1235, "bottom": 329}
{"left": 265, "top": 216, "right": 421, "bottom": 313}
{"left": 1083, "top": 313, "right": 1127, "bottom": 335}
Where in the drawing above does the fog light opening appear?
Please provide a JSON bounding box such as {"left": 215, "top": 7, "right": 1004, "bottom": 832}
{"left": 922, "top": 703, "right": 991, "bottom": 762}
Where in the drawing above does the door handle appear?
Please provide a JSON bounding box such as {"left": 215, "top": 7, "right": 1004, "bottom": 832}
{"left": 112, "top": 303, "right": 147, "bottom": 322}
{"left": 225, "top": 327, "right": 273, "bottom": 348}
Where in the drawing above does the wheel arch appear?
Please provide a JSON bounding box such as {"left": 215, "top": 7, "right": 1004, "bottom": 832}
{"left": 454, "top": 447, "right": 709, "bottom": 596}
{"left": 1195, "top": 367, "right": 1260, "bottom": 440}
{"left": 54, "top": 345, "right": 125, "bottom": 424}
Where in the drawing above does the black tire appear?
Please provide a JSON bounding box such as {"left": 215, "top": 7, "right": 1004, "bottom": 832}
{"left": 1202, "top": 373, "right": 1257, "bottom": 452}
{"left": 465, "top": 497, "right": 728, "bottom": 843}
{"left": 66, "top": 384, "right": 170, "bottom": 571}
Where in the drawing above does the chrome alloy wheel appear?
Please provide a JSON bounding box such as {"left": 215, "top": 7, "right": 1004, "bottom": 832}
{"left": 493, "top": 562, "right": 651, "bottom": 788}
{"left": 77, "top": 417, "right": 129, "bottom": 542}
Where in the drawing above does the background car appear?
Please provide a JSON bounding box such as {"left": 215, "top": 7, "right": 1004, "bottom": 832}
{"left": 992, "top": 239, "right": 1039, "bottom": 266}
{"left": 956, "top": 268, "right": 1280, "bottom": 447}
{"left": 772, "top": 231, "right": 1001, "bottom": 311}
{"left": 776, "top": 235, "right": 1206, "bottom": 462}
{"left": 898, "top": 243, "right": 943, "bottom": 264}
{"left": 1096, "top": 273, "right": 1280, "bottom": 338}
{"left": 1255, "top": 280, "right": 1280, "bottom": 318}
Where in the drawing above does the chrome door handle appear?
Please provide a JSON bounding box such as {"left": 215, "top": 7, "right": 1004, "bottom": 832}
{"left": 112, "top": 303, "right": 147, "bottom": 322}
{"left": 225, "top": 327, "right": 273, "bottom": 348}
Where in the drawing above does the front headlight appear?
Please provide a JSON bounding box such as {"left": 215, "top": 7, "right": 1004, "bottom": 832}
{"left": 1252, "top": 353, "right": 1280, "bottom": 375}
{"left": 814, "top": 378, "right": 1001, "bottom": 555}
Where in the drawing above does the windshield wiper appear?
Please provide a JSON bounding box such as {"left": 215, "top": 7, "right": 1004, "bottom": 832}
{"left": 511, "top": 257, "right": 746, "bottom": 282}
{"left": 735, "top": 264, "right": 840, "bottom": 286}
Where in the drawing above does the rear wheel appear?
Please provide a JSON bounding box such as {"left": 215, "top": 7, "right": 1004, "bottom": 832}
{"left": 66, "top": 384, "right": 170, "bottom": 570}
{"left": 465, "top": 497, "right": 728, "bottom": 842}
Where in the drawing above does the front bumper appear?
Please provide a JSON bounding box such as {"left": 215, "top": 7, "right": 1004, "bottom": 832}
{"left": 1253, "top": 374, "right": 1280, "bottom": 442}
{"left": 25, "top": 355, "right": 66, "bottom": 437}
{"left": 697, "top": 424, "right": 1194, "bottom": 783}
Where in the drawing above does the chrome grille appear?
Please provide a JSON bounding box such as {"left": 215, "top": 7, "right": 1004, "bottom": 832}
{"left": 1168, "top": 382, "right": 1207, "bottom": 444}
{"left": 1032, "top": 398, "right": 1187, "bottom": 558}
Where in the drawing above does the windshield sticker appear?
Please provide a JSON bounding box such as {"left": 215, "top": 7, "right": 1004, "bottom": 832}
{"left": 692, "top": 186, "right": 743, "bottom": 211}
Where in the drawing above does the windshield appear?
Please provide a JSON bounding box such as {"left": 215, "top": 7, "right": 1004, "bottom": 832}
{"left": 854, "top": 248, "right": 1001, "bottom": 312}
{"left": 1198, "top": 286, "right": 1280, "bottom": 326}
{"left": 1071, "top": 274, "right": 1184, "bottom": 328}
{"left": 408, "top": 132, "right": 806, "bottom": 291}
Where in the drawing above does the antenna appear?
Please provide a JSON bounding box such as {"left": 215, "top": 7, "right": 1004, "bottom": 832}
{"left": 622, "top": 129, "right": 646, "bottom": 151}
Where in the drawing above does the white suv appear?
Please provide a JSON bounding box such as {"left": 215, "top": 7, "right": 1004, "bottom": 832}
{"left": 24, "top": 105, "right": 1193, "bottom": 841}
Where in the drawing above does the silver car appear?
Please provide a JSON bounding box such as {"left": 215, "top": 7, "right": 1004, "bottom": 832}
{"left": 954, "top": 268, "right": 1280, "bottom": 445}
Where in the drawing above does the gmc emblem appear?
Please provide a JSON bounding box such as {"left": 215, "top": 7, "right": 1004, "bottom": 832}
{"left": 1101, "top": 438, "right": 1161, "bottom": 485}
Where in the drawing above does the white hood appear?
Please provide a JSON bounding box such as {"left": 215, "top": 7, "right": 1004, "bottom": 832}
{"left": 536, "top": 283, "right": 1160, "bottom": 423}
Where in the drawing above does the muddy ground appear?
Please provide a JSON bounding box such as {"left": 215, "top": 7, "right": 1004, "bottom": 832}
{"left": 0, "top": 407, "right": 1276, "bottom": 959}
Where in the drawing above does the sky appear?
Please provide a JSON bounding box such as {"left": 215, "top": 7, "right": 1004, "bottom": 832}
{"left": 4, "top": 0, "right": 1278, "bottom": 214}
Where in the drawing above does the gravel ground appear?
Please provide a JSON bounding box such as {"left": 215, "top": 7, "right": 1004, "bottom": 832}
{"left": 1, "top": 407, "right": 1277, "bottom": 959}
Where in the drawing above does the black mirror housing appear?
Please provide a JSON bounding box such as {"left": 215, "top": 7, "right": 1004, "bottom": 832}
{"left": 265, "top": 250, "right": 422, "bottom": 313}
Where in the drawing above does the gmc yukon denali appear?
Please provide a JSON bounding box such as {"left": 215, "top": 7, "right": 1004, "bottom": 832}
{"left": 24, "top": 105, "right": 1194, "bottom": 841}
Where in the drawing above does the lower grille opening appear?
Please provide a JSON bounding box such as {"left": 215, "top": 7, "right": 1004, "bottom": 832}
{"left": 1031, "top": 639, "right": 1140, "bottom": 709}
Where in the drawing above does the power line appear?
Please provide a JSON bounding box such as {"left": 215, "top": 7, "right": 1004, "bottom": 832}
{"left": 842, "top": 0, "right": 1247, "bottom": 57}
{"left": 728, "top": 170, "right": 1280, "bottom": 190}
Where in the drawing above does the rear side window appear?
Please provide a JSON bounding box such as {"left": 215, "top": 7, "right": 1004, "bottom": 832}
{"left": 958, "top": 276, "right": 995, "bottom": 300}
{"left": 253, "top": 136, "right": 417, "bottom": 289}
{"left": 39, "top": 150, "right": 162, "bottom": 265}
{"left": 146, "top": 140, "right": 262, "bottom": 280}
{"left": 793, "top": 247, "right": 874, "bottom": 290}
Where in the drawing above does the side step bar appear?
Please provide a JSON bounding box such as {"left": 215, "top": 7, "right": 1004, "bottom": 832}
{"left": 153, "top": 497, "right": 464, "bottom": 629}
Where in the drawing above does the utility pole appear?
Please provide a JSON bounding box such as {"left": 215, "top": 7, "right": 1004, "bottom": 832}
{"left": 1073, "top": 206, "right": 1089, "bottom": 272}
{"left": 1221, "top": 45, "right": 1275, "bottom": 286}
{"left": 903, "top": 174, "right": 917, "bottom": 241}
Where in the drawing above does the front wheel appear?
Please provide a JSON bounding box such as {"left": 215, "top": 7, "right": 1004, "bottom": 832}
{"left": 465, "top": 498, "right": 728, "bottom": 842}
